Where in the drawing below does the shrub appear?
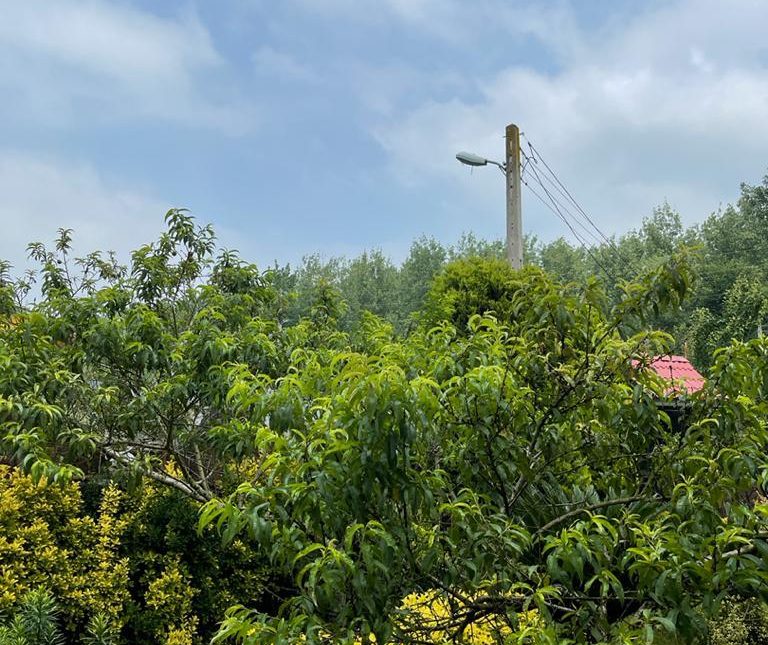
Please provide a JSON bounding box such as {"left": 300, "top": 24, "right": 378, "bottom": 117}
{"left": 0, "top": 588, "right": 64, "bottom": 645}
{"left": 710, "top": 597, "right": 768, "bottom": 645}
{"left": 0, "top": 466, "right": 129, "bottom": 633}
{"left": 0, "top": 466, "right": 270, "bottom": 644}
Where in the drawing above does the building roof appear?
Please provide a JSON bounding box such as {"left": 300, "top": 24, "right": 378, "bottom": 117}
{"left": 646, "top": 355, "right": 705, "bottom": 394}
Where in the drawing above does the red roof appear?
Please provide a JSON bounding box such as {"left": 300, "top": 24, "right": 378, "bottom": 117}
{"left": 646, "top": 355, "right": 704, "bottom": 394}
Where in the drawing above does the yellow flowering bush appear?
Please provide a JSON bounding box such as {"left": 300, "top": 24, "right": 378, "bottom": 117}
{"left": 0, "top": 465, "right": 270, "bottom": 644}
{"left": 145, "top": 558, "right": 198, "bottom": 643}
{"left": 167, "top": 623, "right": 199, "bottom": 645}
{"left": 396, "top": 590, "right": 511, "bottom": 644}
{"left": 122, "top": 481, "right": 268, "bottom": 644}
{"left": 0, "top": 465, "right": 129, "bottom": 631}
{"left": 393, "top": 590, "right": 542, "bottom": 645}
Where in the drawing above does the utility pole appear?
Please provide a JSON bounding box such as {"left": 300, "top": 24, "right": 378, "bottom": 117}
{"left": 456, "top": 122, "right": 524, "bottom": 268}
{"left": 505, "top": 123, "right": 523, "bottom": 269}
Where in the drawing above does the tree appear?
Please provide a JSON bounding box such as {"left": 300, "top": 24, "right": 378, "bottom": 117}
{"left": 1, "top": 209, "right": 281, "bottom": 497}
{"left": 420, "top": 255, "right": 522, "bottom": 330}
{"left": 203, "top": 255, "right": 768, "bottom": 643}
{"left": 537, "top": 237, "right": 588, "bottom": 284}
{"left": 682, "top": 274, "right": 768, "bottom": 367}
{"left": 5, "top": 214, "right": 768, "bottom": 643}
{"left": 339, "top": 250, "right": 399, "bottom": 330}
{"left": 396, "top": 236, "right": 447, "bottom": 328}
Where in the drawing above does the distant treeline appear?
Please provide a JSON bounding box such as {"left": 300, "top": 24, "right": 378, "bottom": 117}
{"left": 270, "top": 174, "right": 768, "bottom": 370}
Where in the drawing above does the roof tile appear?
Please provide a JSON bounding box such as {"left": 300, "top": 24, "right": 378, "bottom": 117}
{"left": 646, "top": 355, "right": 705, "bottom": 394}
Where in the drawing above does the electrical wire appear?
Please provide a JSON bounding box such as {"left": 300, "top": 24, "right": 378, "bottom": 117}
{"left": 521, "top": 135, "right": 642, "bottom": 275}
{"left": 522, "top": 136, "right": 613, "bottom": 240}
{"left": 520, "top": 174, "right": 620, "bottom": 283}
{"left": 515, "top": 151, "right": 616, "bottom": 280}
{"left": 519, "top": 135, "right": 643, "bottom": 276}
{"left": 524, "top": 138, "right": 614, "bottom": 244}
{"left": 523, "top": 157, "right": 606, "bottom": 248}
{"left": 495, "top": 156, "right": 602, "bottom": 252}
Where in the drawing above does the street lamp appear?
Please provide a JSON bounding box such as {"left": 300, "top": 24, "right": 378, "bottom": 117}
{"left": 455, "top": 151, "right": 505, "bottom": 172}
{"left": 455, "top": 124, "right": 523, "bottom": 269}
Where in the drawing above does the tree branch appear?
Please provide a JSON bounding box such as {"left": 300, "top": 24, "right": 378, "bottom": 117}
{"left": 103, "top": 447, "right": 211, "bottom": 503}
{"left": 535, "top": 495, "right": 651, "bottom": 537}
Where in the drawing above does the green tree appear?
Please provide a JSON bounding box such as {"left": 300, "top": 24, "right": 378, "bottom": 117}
{"left": 537, "top": 236, "right": 588, "bottom": 283}
{"left": 682, "top": 274, "right": 768, "bottom": 367}
{"left": 271, "top": 254, "right": 346, "bottom": 326}
{"left": 420, "top": 255, "right": 521, "bottom": 330}
{"left": 1, "top": 209, "right": 283, "bottom": 494}
{"left": 396, "top": 236, "right": 447, "bottom": 328}
{"left": 6, "top": 212, "right": 768, "bottom": 643}
{"left": 339, "top": 249, "right": 399, "bottom": 329}
{"left": 202, "top": 255, "right": 768, "bottom": 643}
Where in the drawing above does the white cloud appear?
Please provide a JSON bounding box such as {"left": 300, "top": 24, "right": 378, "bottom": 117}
{"left": 0, "top": 151, "right": 169, "bottom": 275}
{"left": 373, "top": 0, "right": 768, "bottom": 240}
{"left": 0, "top": 0, "right": 254, "bottom": 132}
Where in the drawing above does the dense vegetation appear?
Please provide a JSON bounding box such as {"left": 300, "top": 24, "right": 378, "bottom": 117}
{"left": 1, "top": 175, "right": 768, "bottom": 643}
{"left": 272, "top": 175, "right": 768, "bottom": 371}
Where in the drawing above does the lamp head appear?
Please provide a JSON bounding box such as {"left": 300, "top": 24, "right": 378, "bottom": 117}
{"left": 455, "top": 151, "right": 488, "bottom": 167}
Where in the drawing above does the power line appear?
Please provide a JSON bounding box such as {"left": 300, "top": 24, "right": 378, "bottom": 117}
{"left": 528, "top": 143, "right": 643, "bottom": 277}
{"left": 523, "top": 158, "right": 606, "bottom": 249}
{"left": 522, "top": 135, "right": 614, "bottom": 244}
{"left": 524, "top": 147, "right": 604, "bottom": 240}
{"left": 520, "top": 135, "right": 642, "bottom": 275}
{"left": 517, "top": 148, "right": 618, "bottom": 279}
{"left": 521, "top": 176, "right": 619, "bottom": 284}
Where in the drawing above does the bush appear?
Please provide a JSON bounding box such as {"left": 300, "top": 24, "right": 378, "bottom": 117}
{"left": 0, "top": 466, "right": 270, "bottom": 644}
{"left": 120, "top": 483, "right": 269, "bottom": 644}
{"left": 710, "top": 597, "right": 768, "bottom": 645}
{"left": 421, "top": 257, "right": 521, "bottom": 330}
{"left": 0, "top": 466, "right": 129, "bottom": 633}
{"left": 0, "top": 588, "right": 64, "bottom": 645}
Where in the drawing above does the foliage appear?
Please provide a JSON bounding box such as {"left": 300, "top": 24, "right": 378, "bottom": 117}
{"left": 0, "top": 588, "right": 64, "bottom": 645}
{"left": 0, "top": 464, "right": 267, "bottom": 644}
{"left": 0, "top": 466, "right": 129, "bottom": 632}
{"left": 266, "top": 176, "right": 768, "bottom": 370}
{"left": 1, "top": 209, "right": 280, "bottom": 497}
{"left": 120, "top": 483, "right": 268, "bottom": 644}
{"left": 396, "top": 236, "right": 447, "bottom": 326}
{"left": 200, "top": 252, "right": 768, "bottom": 643}
{"left": 394, "top": 589, "right": 543, "bottom": 644}
{"left": 82, "top": 613, "right": 120, "bottom": 645}
{"left": 4, "top": 206, "right": 768, "bottom": 643}
{"left": 709, "top": 597, "right": 768, "bottom": 645}
{"left": 420, "top": 256, "right": 520, "bottom": 330}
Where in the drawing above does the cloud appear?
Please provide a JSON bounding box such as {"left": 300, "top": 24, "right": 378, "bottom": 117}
{"left": 0, "top": 0, "right": 254, "bottom": 132}
{"left": 286, "top": 0, "right": 563, "bottom": 42}
{"left": 252, "top": 46, "right": 319, "bottom": 83}
{"left": 372, "top": 0, "right": 768, "bottom": 239}
{"left": 0, "top": 150, "right": 170, "bottom": 275}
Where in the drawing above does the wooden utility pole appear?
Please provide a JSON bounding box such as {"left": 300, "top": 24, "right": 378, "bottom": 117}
{"left": 505, "top": 123, "right": 523, "bottom": 269}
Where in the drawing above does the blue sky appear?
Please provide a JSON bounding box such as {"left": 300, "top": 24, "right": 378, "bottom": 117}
{"left": 1, "top": 0, "right": 767, "bottom": 272}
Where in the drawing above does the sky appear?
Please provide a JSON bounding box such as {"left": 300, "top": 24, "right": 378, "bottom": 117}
{"left": 1, "top": 0, "right": 767, "bottom": 273}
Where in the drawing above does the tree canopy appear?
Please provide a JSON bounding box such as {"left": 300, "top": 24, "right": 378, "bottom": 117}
{"left": 3, "top": 207, "right": 768, "bottom": 643}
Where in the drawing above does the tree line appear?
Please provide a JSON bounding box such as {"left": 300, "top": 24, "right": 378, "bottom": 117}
{"left": 270, "top": 174, "right": 768, "bottom": 370}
